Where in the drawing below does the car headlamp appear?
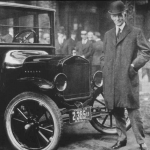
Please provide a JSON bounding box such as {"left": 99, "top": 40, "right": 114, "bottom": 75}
{"left": 93, "top": 71, "right": 103, "bottom": 87}
{"left": 54, "top": 73, "right": 67, "bottom": 91}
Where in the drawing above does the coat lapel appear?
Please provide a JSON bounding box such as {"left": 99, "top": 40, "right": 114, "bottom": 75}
{"left": 82, "top": 40, "right": 89, "bottom": 50}
{"left": 82, "top": 43, "right": 86, "bottom": 50}
{"left": 110, "top": 28, "right": 116, "bottom": 46}
{"left": 116, "top": 24, "right": 132, "bottom": 45}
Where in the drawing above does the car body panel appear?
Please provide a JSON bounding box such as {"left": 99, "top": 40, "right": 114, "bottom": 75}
{"left": 0, "top": 2, "right": 91, "bottom": 113}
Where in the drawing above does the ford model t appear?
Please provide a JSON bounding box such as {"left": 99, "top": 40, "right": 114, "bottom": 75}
{"left": 0, "top": 2, "right": 131, "bottom": 150}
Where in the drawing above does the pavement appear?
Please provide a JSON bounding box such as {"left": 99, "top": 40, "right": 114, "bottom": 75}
{"left": 140, "top": 76, "right": 150, "bottom": 95}
{"left": 57, "top": 75, "right": 150, "bottom": 150}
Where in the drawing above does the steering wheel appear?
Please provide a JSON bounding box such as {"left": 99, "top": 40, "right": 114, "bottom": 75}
{"left": 13, "top": 29, "right": 37, "bottom": 43}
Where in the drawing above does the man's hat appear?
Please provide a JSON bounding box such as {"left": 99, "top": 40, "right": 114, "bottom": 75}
{"left": 108, "top": 1, "right": 125, "bottom": 15}
{"left": 70, "top": 30, "right": 77, "bottom": 35}
{"left": 58, "top": 26, "right": 65, "bottom": 34}
{"left": 94, "top": 32, "right": 101, "bottom": 38}
{"left": 81, "top": 30, "right": 87, "bottom": 35}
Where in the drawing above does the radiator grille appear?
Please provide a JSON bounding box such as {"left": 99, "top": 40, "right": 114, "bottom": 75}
{"left": 63, "top": 62, "right": 90, "bottom": 100}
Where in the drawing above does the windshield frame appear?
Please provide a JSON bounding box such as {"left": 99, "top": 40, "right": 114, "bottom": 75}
{"left": 0, "top": 2, "right": 55, "bottom": 46}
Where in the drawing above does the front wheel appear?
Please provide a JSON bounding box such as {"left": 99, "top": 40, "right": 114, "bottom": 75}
{"left": 4, "top": 92, "right": 62, "bottom": 150}
{"left": 90, "top": 94, "right": 131, "bottom": 134}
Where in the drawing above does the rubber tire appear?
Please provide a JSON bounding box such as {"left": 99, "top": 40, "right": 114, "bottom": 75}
{"left": 4, "top": 92, "right": 62, "bottom": 150}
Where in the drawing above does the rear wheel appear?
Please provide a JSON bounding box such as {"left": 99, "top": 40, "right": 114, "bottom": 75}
{"left": 4, "top": 92, "right": 62, "bottom": 150}
{"left": 90, "top": 93, "right": 131, "bottom": 134}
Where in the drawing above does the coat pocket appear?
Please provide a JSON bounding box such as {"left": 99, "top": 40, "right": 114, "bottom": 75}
{"left": 128, "top": 66, "right": 138, "bottom": 87}
{"left": 128, "top": 65, "right": 137, "bottom": 79}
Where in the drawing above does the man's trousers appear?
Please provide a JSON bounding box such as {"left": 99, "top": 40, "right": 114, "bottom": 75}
{"left": 113, "top": 107, "right": 145, "bottom": 144}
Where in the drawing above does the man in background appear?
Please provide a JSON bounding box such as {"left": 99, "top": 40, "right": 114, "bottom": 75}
{"left": 76, "top": 30, "right": 93, "bottom": 63}
{"left": 62, "top": 30, "right": 77, "bottom": 55}
{"left": 87, "top": 31, "right": 94, "bottom": 43}
{"left": 1, "top": 27, "right": 13, "bottom": 43}
{"left": 42, "top": 33, "right": 50, "bottom": 44}
{"left": 92, "top": 31, "right": 103, "bottom": 75}
{"left": 55, "top": 26, "right": 66, "bottom": 54}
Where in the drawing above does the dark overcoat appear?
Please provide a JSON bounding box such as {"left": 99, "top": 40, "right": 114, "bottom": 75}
{"left": 62, "top": 38, "right": 77, "bottom": 55}
{"left": 92, "top": 40, "right": 103, "bottom": 66}
{"left": 103, "top": 24, "right": 150, "bottom": 109}
{"left": 76, "top": 40, "right": 93, "bottom": 62}
{"left": 55, "top": 39, "right": 66, "bottom": 54}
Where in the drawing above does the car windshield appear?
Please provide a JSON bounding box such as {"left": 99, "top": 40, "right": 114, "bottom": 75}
{"left": 0, "top": 3, "right": 54, "bottom": 45}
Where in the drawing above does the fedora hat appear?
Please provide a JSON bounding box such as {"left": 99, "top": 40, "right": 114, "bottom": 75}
{"left": 70, "top": 30, "right": 77, "bottom": 35}
{"left": 81, "top": 30, "right": 87, "bottom": 35}
{"left": 108, "top": 1, "right": 125, "bottom": 15}
{"left": 58, "top": 26, "right": 65, "bottom": 34}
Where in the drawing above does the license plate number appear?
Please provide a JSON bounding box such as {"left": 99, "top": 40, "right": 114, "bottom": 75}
{"left": 69, "top": 107, "right": 91, "bottom": 123}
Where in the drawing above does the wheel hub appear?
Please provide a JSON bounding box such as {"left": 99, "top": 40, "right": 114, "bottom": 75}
{"left": 24, "top": 116, "right": 39, "bottom": 131}
{"left": 24, "top": 122, "right": 34, "bottom": 130}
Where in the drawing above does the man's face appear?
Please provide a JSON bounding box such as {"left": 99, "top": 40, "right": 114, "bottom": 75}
{"left": 43, "top": 33, "right": 50, "bottom": 43}
{"left": 71, "top": 34, "right": 76, "bottom": 39}
{"left": 93, "top": 35, "right": 97, "bottom": 41}
{"left": 87, "top": 32, "right": 94, "bottom": 41}
{"left": 110, "top": 12, "right": 126, "bottom": 26}
{"left": 81, "top": 34, "right": 87, "bottom": 40}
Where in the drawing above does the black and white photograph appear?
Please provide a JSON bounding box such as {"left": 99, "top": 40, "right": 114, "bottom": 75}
{"left": 0, "top": 0, "right": 150, "bottom": 150}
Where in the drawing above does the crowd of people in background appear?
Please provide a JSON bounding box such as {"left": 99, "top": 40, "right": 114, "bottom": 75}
{"left": 55, "top": 26, "right": 103, "bottom": 75}
{"left": 55, "top": 25, "right": 150, "bottom": 81}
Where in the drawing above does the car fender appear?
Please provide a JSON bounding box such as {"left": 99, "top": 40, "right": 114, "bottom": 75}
{"left": 17, "top": 77, "right": 54, "bottom": 91}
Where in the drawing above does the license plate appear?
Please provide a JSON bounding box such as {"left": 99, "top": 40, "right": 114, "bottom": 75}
{"left": 69, "top": 106, "right": 92, "bottom": 123}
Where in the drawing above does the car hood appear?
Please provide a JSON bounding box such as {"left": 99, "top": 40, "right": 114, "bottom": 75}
{"left": 4, "top": 50, "right": 67, "bottom": 67}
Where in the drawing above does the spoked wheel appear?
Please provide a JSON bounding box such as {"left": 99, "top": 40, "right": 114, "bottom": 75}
{"left": 90, "top": 93, "right": 131, "bottom": 134}
{"left": 4, "top": 92, "right": 62, "bottom": 150}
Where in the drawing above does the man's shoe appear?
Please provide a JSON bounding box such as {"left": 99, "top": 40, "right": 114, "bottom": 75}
{"left": 140, "top": 143, "right": 148, "bottom": 150}
{"left": 111, "top": 139, "right": 127, "bottom": 149}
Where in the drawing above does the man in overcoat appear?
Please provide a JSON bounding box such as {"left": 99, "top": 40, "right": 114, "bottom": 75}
{"left": 76, "top": 30, "right": 93, "bottom": 63}
{"left": 62, "top": 30, "right": 77, "bottom": 55}
{"left": 55, "top": 27, "right": 66, "bottom": 54}
{"left": 92, "top": 31, "right": 103, "bottom": 75}
{"left": 102, "top": 1, "right": 150, "bottom": 150}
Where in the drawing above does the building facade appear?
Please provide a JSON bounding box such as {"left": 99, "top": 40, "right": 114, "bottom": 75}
{"left": 5, "top": 0, "right": 150, "bottom": 40}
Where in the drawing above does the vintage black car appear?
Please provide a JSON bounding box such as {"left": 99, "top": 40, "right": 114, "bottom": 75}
{"left": 0, "top": 2, "right": 131, "bottom": 150}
